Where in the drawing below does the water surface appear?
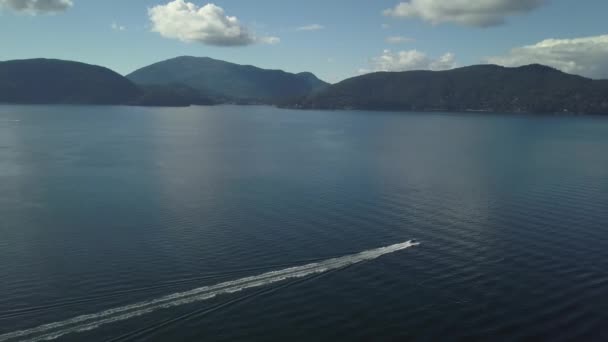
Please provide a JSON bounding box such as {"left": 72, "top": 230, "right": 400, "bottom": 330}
{"left": 1, "top": 105, "right": 608, "bottom": 341}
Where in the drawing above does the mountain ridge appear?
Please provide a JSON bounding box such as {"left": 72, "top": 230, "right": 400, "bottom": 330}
{"left": 0, "top": 58, "right": 141, "bottom": 105}
{"left": 2, "top": 57, "right": 608, "bottom": 114}
{"left": 289, "top": 64, "right": 608, "bottom": 114}
{"left": 126, "top": 56, "right": 329, "bottom": 104}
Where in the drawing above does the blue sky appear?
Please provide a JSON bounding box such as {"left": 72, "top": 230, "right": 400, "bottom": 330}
{"left": 2, "top": 0, "right": 608, "bottom": 82}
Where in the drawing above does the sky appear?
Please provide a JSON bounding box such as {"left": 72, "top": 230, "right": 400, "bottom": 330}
{"left": 1, "top": 0, "right": 608, "bottom": 83}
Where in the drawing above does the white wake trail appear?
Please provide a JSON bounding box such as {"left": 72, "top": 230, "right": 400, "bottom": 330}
{"left": 0, "top": 241, "right": 419, "bottom": 342}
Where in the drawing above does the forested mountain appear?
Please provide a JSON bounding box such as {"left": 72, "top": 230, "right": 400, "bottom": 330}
{"left": 3, "top": 58, "right": 608, "bottom": 114}
{"left": 0, "top": 59, "right": 141, "bottom": 105}
{"left": 292, "top": 64, "right": 608, "bottom": 114}
{"left": 127, "top": 56, "right": 328, "bottom": 104}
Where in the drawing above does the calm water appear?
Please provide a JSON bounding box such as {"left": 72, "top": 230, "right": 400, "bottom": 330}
{"left": 1, "top": 105, "right": 608, "bottom": 341}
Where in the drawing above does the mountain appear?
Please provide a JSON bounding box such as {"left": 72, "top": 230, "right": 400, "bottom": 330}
{"left": 0, "top": 59, "right": 141, "bottom": 105}
{"left": 292, "top": 64, "right": 608, "bottom": 114}
{"left": 127, "top": 56, "right": 329, "bottom": 104}
{"left": 295, "top": 71, "right": 329, "bottom": 90}
{"left": 4, "top": 58, "right": 608, "bottom": 113}
{"left": 134, "top": 84, "right": 218, "bottom": 107}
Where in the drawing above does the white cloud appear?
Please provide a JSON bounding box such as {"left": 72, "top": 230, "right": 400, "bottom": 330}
{"left": 296, "top": 24, "right": 324, "bottom": 31}
{"left": 258, "top": 36, "right": 280, "bottom": 45}
{"left": 111, "top": 22, "right": 126, "bottom": 31}
{"left": 384, "top": 0, "right": 546, "bottom": 27}
{"left": 0, "top": 0, "right": 72, "bottom": 14}
{"left": 381, "top": 23, "right": 390, "bottom": 29}
{"left": 148, "top": 1, "right": 279, "bottom": 46}
{"left": 485, "top": 34, "right": 608, "bottom": 79}
{"left": 386, "top": 36, "right": 414, "bottom": 44}
{"left": 361, "top": 49, "right": 457, "bottom": 73}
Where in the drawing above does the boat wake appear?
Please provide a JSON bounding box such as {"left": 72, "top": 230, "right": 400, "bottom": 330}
{"left": 0, "top": 241, "right": 419, "bottom": 342}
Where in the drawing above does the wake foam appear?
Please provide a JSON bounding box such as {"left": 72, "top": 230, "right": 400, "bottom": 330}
{"left": 0, "top": 241, "right": 419, "bottom": 342}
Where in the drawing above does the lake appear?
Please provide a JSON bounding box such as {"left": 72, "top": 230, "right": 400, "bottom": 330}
{"left": 1, "top": 105, "right": 608, "bottom": 341}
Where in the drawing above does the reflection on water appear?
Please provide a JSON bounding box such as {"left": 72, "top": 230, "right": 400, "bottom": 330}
{"left": 1, "top": 105, "right": 608, "bottom": 341}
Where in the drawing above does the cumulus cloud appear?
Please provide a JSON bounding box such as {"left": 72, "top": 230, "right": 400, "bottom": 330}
{"left": 0, "top": 0, "right": 72, "bottom": 14}
{"left": 485, "top": 34, "right": 608, "bottom": 79}
{"left": 386, "top": 36, "right": 414, "bottom": 44}
{"left": 148, "top": 1, "right": 279, "bottom": 46}
{"left": 296, "top": 24, "right": 324, "bottom": 31}
{"left": 384, "top": 0, "right": 546, "bottom": 27}
{"left": 361, "top": 49, "right": 457, "bottom": 73}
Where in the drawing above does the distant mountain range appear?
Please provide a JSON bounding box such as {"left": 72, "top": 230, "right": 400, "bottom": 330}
{"left": 290, "top": 64, "right": 608, "bottom": 114}
{"left": 0, "top": 57, "right": 327, "bottom": 107}
{"left": 127, "top": 56, "right": 328, "bottom": 103}
{"left": 1, "top": 57, "right": 608, "bottom": 114}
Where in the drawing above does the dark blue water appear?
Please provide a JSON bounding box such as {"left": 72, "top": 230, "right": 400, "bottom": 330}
{"left": 1, "top": 105, "right": 608, "bottom": 341}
